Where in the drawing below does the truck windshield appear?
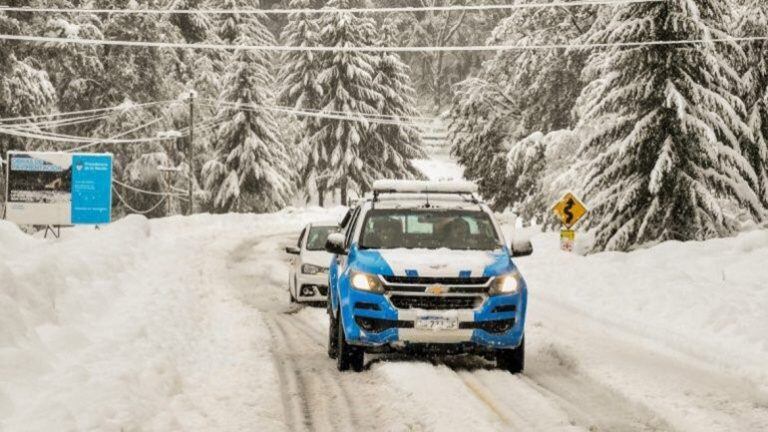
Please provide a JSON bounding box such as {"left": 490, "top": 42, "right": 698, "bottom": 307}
{"left": 358, "top": 209, "right": 501, "bottom": 251}
{"left": 306, "top": 226, "right": 338, "bottom": 251}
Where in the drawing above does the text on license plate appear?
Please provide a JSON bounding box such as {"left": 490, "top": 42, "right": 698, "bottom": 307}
{"left": 415, "top": 315, "right": 459, "bottom": 331}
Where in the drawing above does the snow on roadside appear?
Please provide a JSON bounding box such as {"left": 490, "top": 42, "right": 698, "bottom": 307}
{"left": 0, "top": 208, "right": 345, "bottom": 431}
{"left": 517, "top": 228, "right": 768, "bottom": 387}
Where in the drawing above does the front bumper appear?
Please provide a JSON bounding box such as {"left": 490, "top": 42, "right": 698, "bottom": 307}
{"left": 340, "top": 288, "right": 526, "bottom": 350}
{"left": 296, "top": 272, "right": 328, "bottom": 302}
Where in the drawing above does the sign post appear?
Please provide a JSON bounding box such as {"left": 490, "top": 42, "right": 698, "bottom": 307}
{"left": 552, "top": 192, "right": 588, "bottom": 252}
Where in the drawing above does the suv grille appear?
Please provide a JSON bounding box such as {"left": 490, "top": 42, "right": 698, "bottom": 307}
{"left": 389, "top": 295, "right": 482, "bottom": 310}
{"left": 381, "top": 276, "right": 491, "bottom": 294}
{"left": 382, "top": 276, "right": 490, "bottom": 286}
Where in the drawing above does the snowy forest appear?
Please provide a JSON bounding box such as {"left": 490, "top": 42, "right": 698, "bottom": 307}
{"left": 1, "top": 0, "right": 767, "bottom": 252}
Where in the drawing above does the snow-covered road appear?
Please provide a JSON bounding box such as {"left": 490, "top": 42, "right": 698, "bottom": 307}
{"left": 2, "top": 210, "right": 768, "bottom": 431}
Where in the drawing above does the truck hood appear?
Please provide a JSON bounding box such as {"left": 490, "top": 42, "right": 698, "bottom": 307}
{"left": 354, "top": 248, "right": 513, "bottom": 278}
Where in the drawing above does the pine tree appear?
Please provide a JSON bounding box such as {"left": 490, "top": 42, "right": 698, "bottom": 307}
{"left": 277, "top": 0, "right": 323, "bottom": 197}
{"left": 736, "top": 0, "right": 768, "bottom": 210}
{"left": 0, "top": 13, "right": 57, "bottom": 149}
{"left": 577, "top": 0, "right": 764, "bottom": 251}
{"left": 278, "top": 0, "right": 323, "bottom": 113}
{"left": 482, "top": 1, "right": 596, "bottom": 138}
{"left": 447, "top": 78, "right": 518, "bottom": 211}
{"left": 202, "top": 0, "right": 294, "bottom": 213}
{"left": 369, "top": 22, "right": 426, "bottom": 181}
{"left": 306, "top": 0, "right": 381, "bottom": 205}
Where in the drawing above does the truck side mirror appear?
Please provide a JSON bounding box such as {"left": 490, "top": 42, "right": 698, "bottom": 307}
{"left": 510, "top": 239, "right": 533, "bottom": 258}
{"left": 285, "top": 246, "right": 301, "bottom": 255}
{"left": 325, "top": 233, "right": 347, "bottom": 256}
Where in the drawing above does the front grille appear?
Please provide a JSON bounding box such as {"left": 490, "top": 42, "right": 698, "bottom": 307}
{"left": 389, "top": 295, "right": 482, "bottom": 310}
{"left": 383, "top": 276, "right": 490, "bottom": 286}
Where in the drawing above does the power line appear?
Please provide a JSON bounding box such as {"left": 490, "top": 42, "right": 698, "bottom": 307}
{"left": 0, "top": 125, "right": 177, "bottom": 144}
{"left": 212, "top": 100, "right": 433, "bottom": 127}
{"left": 0, "top": 1, "right": 663, "bottom": 16}
{"left": 2, "top": 33, "right": 767, "bottom": 53}
{"left": 113, "top": 179, "right": 188, "bottom": 198}
{"left": 203, "top": 99, "right": 439, "bottom": 125}
{"left": 67, "top": 118, "right": 165, "bottom": 152}
{"left": 112, "top": 186, "right": 169, "bottom": 214}
{"left": 0, "top": 100, "right": 177, "bottom": 124}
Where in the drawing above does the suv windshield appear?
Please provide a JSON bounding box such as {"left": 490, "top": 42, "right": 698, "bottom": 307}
{"left": 359, "top": 209, "right": 501, "bottom": 251}
{"left": 306, "top": 226, "right": 338, "bottom": 251}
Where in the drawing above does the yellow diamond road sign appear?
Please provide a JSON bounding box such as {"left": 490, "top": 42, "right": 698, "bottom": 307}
{"left": 552, "top": 192, "right": 588, "bottom": 228}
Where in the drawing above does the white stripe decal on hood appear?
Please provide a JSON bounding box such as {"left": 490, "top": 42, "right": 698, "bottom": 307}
{"left": 376, "top": 249, "right": 500, "bottom": 277}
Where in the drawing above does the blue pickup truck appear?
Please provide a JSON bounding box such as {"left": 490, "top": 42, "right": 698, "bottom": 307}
{"left": 325, "top": 181, "right": 531, "bottom": 372}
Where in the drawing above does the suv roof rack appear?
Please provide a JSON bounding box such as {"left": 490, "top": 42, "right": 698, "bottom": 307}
{"left": 371, "top": 180, "right": 480, "bottom": 204}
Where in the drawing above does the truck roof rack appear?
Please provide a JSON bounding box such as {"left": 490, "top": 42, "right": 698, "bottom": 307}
{"left": 371, "top": 180, "right": 480, "bottom": 204}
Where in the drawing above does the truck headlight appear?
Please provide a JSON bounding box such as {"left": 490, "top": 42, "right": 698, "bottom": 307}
{"left": 489, "top": 272, "right": 521, "bottom": 296}
{"left": 350, "top": 272, "right": 384, "bottom": 293}
{"left": 302, "top": 264, "right": 324, "bottom": 275}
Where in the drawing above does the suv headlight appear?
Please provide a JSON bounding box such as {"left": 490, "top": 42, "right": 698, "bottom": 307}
{"left": 489, "top": 272, "right": 522, "bottom": 296}
{"left": 302, "top": 264, "right": 325, "bottom": 275}
{"left": 350, "top": 272, "right": 384, "bottom": 293}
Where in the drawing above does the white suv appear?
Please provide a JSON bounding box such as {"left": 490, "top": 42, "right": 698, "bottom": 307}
{"left": 286, "top": 222, "right": 339, "bottom": 303}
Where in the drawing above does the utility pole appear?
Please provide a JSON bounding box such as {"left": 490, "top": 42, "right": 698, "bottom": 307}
{"left": 187, "top": 92, "right": 195, "bottom": 215}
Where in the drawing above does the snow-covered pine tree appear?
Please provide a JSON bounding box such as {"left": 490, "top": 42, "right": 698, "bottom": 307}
{"left": 483, "top": 1, "right": 595, "bottom": 138}
{"left": 447, "top": 78, "right": 518, "bottom": 211}
{"left": 307, "top": 0, "right": 381, "bottom": 205}
{"left": 506, "top": 133, "right": 547, "bottom": 222}
{"left": 278, "top": 0, "right": 323, "bottom": 113}
{"left": 369, "top": 22, "right": 426, "bottom": 181}
{"left": 169, "top": 0, "right": 211, "bottom": 43}
{"left": 736, "top": 0, "right": 768, "bottom": 210}
{"left": 202, "top": 0, "right": 294, "bottom": 213}
{"left": 0, "top": 13, "right": 57, "bottom": 149}
{"left": 38, "top": 11, "right": 106, "bottom": 126}
{"left": 277, "top": 0, "right": 323, "bottom": 198}
{"left": 577, "top": 0, "right": 764, "bottom": 251}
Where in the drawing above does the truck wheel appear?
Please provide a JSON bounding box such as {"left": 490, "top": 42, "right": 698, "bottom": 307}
{"left": 328, "top": 311, "right": 339, "bottom": 359}
{"left": 336, "top": 314, "right": 364, "bottom": 372}
{"left": 496, "top": 337, "right": 525, "bottom": 374}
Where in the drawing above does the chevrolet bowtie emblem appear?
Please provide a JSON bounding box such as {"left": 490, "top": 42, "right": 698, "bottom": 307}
{"left": 426, "top": 284, "right": 449, "bottom": 295}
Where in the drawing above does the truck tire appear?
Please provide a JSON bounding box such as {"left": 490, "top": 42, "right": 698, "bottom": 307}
{"left": 328, "top": 311, "right": 339, "bottom": 359}
{"left": 336, "top": 314, "right": 364, "bottom": 372}
{"left": 496, "top": 337, "right": 525, "bottom": 374}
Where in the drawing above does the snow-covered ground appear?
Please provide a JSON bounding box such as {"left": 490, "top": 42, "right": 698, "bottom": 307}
{"left": 2, "top": 204, "right": 768, "bottom": 431}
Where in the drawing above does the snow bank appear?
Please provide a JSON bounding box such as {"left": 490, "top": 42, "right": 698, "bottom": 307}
{"left": 0, "top": 208, "right": 345, "bottom": 431}
{"left": 517, "top": 228, "right": 768, "bottom": 383}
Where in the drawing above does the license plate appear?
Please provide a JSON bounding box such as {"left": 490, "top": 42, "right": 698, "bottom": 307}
{"left": 415, "top": 315, "right": 459, "bottom": 331}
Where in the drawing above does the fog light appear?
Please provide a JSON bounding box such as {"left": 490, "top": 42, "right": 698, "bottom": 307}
{"left": 301, "top": 286, "right": 316, "bottom": 296}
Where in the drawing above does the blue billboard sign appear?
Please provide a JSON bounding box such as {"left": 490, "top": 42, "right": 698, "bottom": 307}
{"left": 71, "top": 154, "right": 113, "bottom": 224}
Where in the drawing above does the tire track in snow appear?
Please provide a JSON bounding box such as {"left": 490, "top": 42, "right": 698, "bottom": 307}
{"left": 455, "top": 373, "right": 518, "bottom": 428}
{"left": 228, "top": 233, "right": 365, "bottom": 432}
{"left": 264, "top": 316, "right": 315, "bottom": 432}
{"left": 271, "top": 313, "right": 360, "bottom": 432}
